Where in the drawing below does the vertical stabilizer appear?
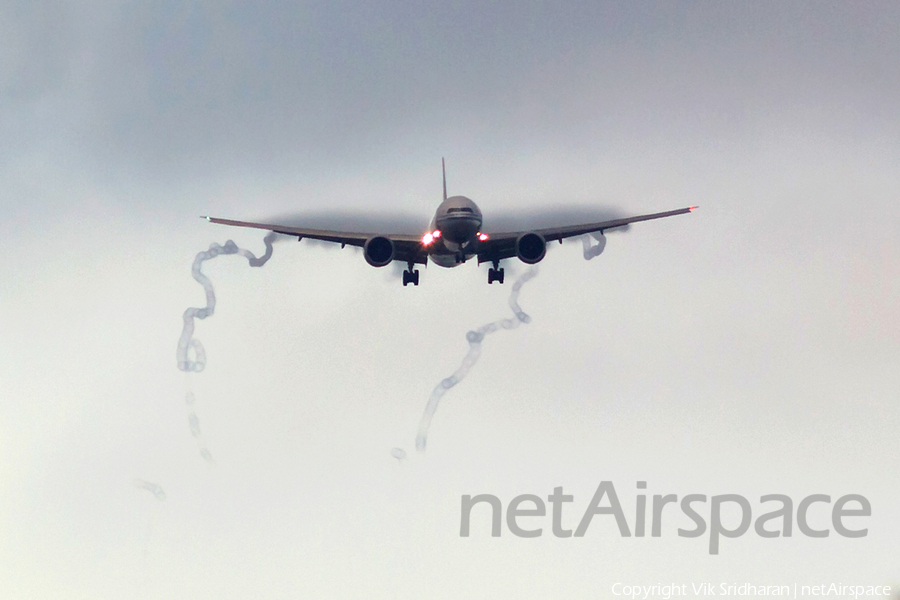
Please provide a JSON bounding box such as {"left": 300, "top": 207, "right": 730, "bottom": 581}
{"left": 442, "top": 158, "right": 447, "bottom": 202}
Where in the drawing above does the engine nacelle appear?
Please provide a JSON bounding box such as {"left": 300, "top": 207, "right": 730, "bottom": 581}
{"left": 364, "top": 236, "right": 394, "bottom": 267}
{"left": 516, "top": 232, "right": 547, "bottom": 264}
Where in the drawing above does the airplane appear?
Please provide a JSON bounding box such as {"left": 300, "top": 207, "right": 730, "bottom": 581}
{"left": 202, "top": 160, "right": 696, "bottom": 286}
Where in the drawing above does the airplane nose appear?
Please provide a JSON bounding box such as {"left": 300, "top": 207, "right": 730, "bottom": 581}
{"left": 438, "top": 215, "right": 480, "bottom": 243}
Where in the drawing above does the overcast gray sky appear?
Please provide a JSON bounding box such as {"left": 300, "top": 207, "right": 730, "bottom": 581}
{"left": 1, "top": 2, "right": 899, "bottom": 598}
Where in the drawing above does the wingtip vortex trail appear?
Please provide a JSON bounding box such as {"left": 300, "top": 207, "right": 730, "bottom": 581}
{"left": 134, "top": 479, "right": 166, "bottom": 501}
{"left": 176, "top": 232, "right": 279, "bottom": 466}
{"left": 414, "top": 266, "right": 538, "bottom": 453}
{"left": 411, "top": 232, "right": 613, "bottom": 454}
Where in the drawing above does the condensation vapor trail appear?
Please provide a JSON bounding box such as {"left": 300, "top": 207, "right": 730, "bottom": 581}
{"left": 185, "top": 391, "right": 215, "bottom": 465}
{"left": 177, "top": 232, "right": 278, "bottom": 372}
{"left": 411, "top": 234, "right": 609, "bottom": 454}
{"left": 582, "top": 232, "right": 606, "bottom": 260}
{"left": 175, "top": 232, "right": 279, "bottom": 463}
{"left": 134, "top": 479, "right": 166, "bottom": 501}
{"left": 415, "top": 267, "right": 538, "bottom": 452}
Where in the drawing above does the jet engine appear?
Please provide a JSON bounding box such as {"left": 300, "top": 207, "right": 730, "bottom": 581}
{"left": 364, "top": 236, "right": 394, "bottom": 267}
{"left": 516, "top": 232, "right": 547, "bottom": 264}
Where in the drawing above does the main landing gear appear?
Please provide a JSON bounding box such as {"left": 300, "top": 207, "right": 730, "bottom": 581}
{"left": 487, "top": 260, "right": 504, "bottom": 284}
{"left": 403, "top": 263, "right": 420, "bottom": 286}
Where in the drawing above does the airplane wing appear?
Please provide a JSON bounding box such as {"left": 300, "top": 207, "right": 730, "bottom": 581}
{"left": 201, "top": 216, "right": 428, "bottom": 264}
{"left": 476, "top": 206, "right": 695, "bottom": 264}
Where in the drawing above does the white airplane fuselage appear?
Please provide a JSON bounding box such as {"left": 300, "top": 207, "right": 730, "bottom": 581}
{"left": 426, "top": 195, "right": 484, "bottom": 268}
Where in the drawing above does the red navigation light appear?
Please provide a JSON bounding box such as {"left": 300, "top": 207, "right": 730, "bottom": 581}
{"left": 478, "top": 233, "right": 489, "bottom": 241}
{"left": 689, "top": 206, "right": 699, "bottom": 211}
{"left": 432, "top": 230, "right": 441, "bottom": 239}
{"left": 422, "top": 232, "right": 434, "bottom": 245}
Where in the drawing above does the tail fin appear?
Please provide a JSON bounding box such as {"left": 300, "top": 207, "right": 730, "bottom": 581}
{"left": 442, "top": 157, "right": 447, "bottom": 202}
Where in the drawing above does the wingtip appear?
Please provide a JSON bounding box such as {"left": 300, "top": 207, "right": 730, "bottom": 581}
{"left": 688, "top": 205, "right": 699, "bottom": 212}
{"left": 200, "top": 215, "right": 212, "bottom": 221}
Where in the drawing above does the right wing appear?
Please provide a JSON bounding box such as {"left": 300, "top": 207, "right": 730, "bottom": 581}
{"left": 202, "top": 216, "right": 428, "bottom": 264}
{"left": 477, "top": 206, "right": 695, "bottom": 263}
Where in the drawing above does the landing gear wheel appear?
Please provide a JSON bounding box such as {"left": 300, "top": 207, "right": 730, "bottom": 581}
{"left": 488, "top": 267, "right": 505, "bottom": 284}
{"left": 402, "top": 269, "right": 420, "bottom": 286}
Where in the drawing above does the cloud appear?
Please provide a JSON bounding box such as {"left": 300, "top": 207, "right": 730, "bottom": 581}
{"left": 4, "top": 2, "right": 897, "bottom": 181}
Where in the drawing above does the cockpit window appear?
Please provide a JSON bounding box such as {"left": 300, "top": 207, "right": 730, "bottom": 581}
{"left": 448, "top": 207, "right": 474, "bottom": 213}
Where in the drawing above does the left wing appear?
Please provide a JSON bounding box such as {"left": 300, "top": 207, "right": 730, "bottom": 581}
{"left": 477, "top": 206, "right": 695, "bottom": 264}
{"left": 202, "top": 216, "right": 428, "bottom": 264}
